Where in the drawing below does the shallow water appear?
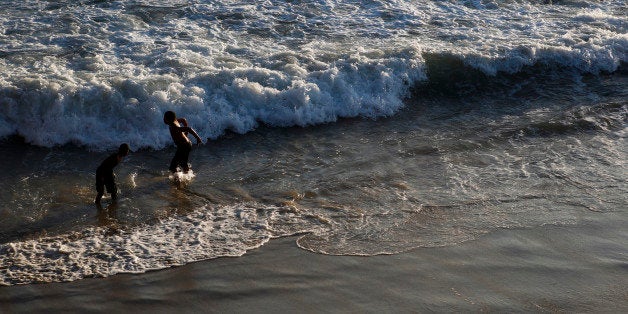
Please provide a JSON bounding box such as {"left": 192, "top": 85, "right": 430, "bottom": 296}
{"left": 1, "top": 70, "right": 625, "bottom": 285}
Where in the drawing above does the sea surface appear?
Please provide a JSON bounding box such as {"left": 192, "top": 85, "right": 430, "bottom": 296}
{"left": 0, "top": 0, "right": 626, "bottom": 288}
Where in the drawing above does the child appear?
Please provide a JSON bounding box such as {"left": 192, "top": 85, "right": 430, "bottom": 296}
{"left": 95, "top": 143, "right": 130, "bottom": 204}
{"left": 163, "top": 110, "right": 203, "bottom": 173}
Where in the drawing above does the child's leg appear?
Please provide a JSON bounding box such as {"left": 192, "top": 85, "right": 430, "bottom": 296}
{"left": 179, "top": 143, "right": 192, "bottom": 172}
{"left": 95, "top": 192, "right": 103, "bottom": 204}
{"left": 95, "top": 173, "right": 104, "bottom": 204}
{"left": 180, "top": 157, "right": 190, "bottom": 172}
{"left": 170, "top": 147, "right": 184, "bottom": 172}
{"left": 105, "top": 174, "right": 117, "bottom": 201}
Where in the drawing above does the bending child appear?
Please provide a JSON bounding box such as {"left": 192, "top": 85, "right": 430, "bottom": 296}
{"left": 95, "top": 143, "right": 130, "bottom": 204}
{"left": 163, "top": 110, "right": 203, "bottom": 173}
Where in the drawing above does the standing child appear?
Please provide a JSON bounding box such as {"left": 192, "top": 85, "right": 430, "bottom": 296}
{"left": 95, "top": 143, "right": 130, "bottom": 204}
{"left": 163, "top": 110, "right": 203, "bottom": 173}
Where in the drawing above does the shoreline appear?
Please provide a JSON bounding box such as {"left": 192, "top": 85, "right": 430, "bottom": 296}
{"left": 1, "top": 211, "right": 626, "bottom": 312}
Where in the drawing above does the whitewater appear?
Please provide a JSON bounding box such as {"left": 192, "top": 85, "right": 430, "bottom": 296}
{"left": 0, "top": 0, "right": 625, "bottom": 149}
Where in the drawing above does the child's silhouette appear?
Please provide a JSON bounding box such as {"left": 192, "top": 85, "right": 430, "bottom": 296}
{"left": 164, "top": 110, "right": 202, "bottom": 173}
{"left": 95, "top": 143, "right": 130, "bottom": 204}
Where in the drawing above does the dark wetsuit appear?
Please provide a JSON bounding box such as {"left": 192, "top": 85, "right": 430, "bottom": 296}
{"left": 96, "top": 153, "right": 120, "bottom": 195}
{"left": 169, "top": 141, "right": 192, "bottom": 172}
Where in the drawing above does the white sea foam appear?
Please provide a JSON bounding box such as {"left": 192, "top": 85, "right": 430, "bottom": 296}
{"left": 169, "top": 169, "right": 195, "bottom": 183}
{"left": 0, "top": 202, "right": 326, "bottom": 286}
{"left": 0, "top": 1, "right": 625, "bottom": 149}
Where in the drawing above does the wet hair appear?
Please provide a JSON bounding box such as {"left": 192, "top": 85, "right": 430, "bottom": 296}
{"left": 164, "top": 110, "right": 176, "bottom": 124}
{"left": 118, "top": 143, "right": 130, "bottom": 156}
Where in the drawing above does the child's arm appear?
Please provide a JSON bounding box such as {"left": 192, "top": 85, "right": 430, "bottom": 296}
{"left": 177, "top": 118, "right": 189, "bottom": 135}
{"left": 180, "top": 126, "right": 203, "bottom": 144}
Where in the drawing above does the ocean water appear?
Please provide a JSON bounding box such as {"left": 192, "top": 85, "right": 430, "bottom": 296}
{"left": 0, "top": 0, "right": 626, "bottom": 286}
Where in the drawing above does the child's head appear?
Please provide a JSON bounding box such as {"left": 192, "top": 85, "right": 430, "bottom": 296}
{"left": 164, "top": 111, "right": 176, "bottom": 124}
{"left": 118, "top": 143, "right": 131, "bottom": 157}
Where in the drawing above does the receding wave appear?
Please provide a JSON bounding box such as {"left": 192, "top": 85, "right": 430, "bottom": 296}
{"left": 0, "top": 203, "right": 320, "bottom": 286}
{"left": 0, "top": 192, "right": 585, "bottom": 286}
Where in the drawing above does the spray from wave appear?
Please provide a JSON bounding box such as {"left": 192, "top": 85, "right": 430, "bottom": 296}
{"left": 0, "top": 0, "right": 625, "bottom": 149}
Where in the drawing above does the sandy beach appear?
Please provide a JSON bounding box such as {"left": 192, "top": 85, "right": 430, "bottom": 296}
{"left": 2, "top": 208, "right": 626, "bottom": 313}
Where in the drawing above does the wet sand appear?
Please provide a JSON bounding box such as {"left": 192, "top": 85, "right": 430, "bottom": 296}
{"left": 1, "top": 210, "right": 626, "bottom": 313}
